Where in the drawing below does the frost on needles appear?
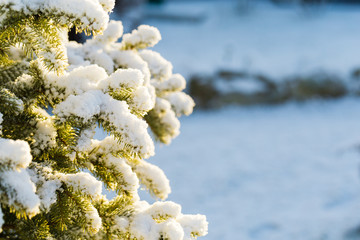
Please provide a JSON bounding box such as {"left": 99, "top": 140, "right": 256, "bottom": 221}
{"left": 0, "top": 0, "right": 207, "bottom": 239}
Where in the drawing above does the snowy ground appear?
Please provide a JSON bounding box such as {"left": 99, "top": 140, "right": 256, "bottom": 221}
{"left": 140, "top": 98, "right": 360, "bottom": 240}
{"left": 126, "top": 1, "right": 360, "bottom": 239}
{"left": 142, "top": 0, "right": 360, "bottom": 81}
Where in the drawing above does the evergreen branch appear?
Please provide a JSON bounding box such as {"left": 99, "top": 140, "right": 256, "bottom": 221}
{"left": 49, "top": 186, "right": 97, "bottom": 237}
{"left": 0, "top": 61, "right": 29, "bottom": 87}
{"left": 0, "top": 13, "right": 67, "bottom": 74}
{"left": 0, "top": 183, "right": 33, "bottom": 220}
{"left": 96, "top": 195, "right": 133, "bottom": 219}
{"left": 90, "top": 159, "right": 133, "bottom": 197}
{"left": 144, "top": 109, "right": 175, "bottom": 144}
{"left": 0, "top": 2, "right": 206, "bottom": 238}
{"left": 0, "top": 88, "right": 23, "bottom": 115}
{"left": 109, "top": 88, "right": 148, "bottom": 118}
{"left": 17, "top": 215, "right": 52, "bottom": 240}
{"left": 97, "top": 119, "right": 141, "bottom": 160}
{"left": 0, "top": 110, "right": 35, "bottom": 143}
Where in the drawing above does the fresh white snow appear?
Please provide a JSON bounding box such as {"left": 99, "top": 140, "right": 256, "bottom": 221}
{"left": 108, "top": 3, "right": 360, "bottom": 238}
{"left": 139, "top": 98, "right": 360, "bottom": 240}
{"left": 136, "top": 6, "right": 360, "bottom": 237}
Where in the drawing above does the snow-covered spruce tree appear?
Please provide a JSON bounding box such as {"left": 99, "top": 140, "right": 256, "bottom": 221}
{"left": 0, "top": 0, "right": 207, "bottom": 239}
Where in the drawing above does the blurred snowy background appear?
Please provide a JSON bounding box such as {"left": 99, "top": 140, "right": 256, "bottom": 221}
{"left": 107, "top": 0, "right": 360, "bottom": 239}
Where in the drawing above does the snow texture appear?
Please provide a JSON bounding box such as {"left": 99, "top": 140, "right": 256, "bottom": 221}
{"left": 54, "top": 90, "right": 155, "bottom": 158}
{"left": 99, "top": 68, "right": 144, "bottom": 90}
{"left": 103, "top": 155, "right": 140, "bottom": 194}
{"left": 152, "top": 73, "right": 186, "bottom": 94}
{"left": 0, "top": 0, "right": 113, "bottom": 32}
{"left": 143, "top": 98, "right": 360, "bottom": 240}
{"left": 177, "top": 214, "right": 209, "bottom": 240}
{"left": 32, "top": 107, "right": 57, "bottom": 154}
{"left": 135, "top": 161, "right": 171, "bottom": 200}
{"left": 0, "top": 169, "right": 40, "bottom": 216}
{"left": 0, "top": 138, "right": 32, "bottom": 169}
{"left": 76, "top": 127, "right": 96, "bottom": 152}
{"left": 27, "top": 166, "right": 62, "bottom": 212}
{"left": 94, "top": 20, "right": 123, "bottom": 43}
{"left": 0, "top": 138, "right": 40, "bottom": 216}
{"left": 140, "top": 50, "right": 173, "bottom": 80}
{"left": 60, "top": 172, "right": 102, "bottom": 198}
{"left": 98, "top": 0, "right": 115, "bottom": 12}
{"left": 127, "top": 200, "right": 207, "bottom": 240}
{"left": 47, "top": 63, "right": 155, "bottom": 115}
{"left": 145, "top": 201, "right": 181, "bottom": 219}
{"left": 36, "top": 179, "right": 62, "bottom": 211}
{"left": 46, "top": 64, "right": 155, "bottom": 114}
{"left": 122, "top": 25, "right": 161, "bottom": 50}
{"left": 110, "top": 50, "right": 151, "bottom": 84}
{"left": 164, "top": 92, "right": 195, "bottom": 117}
{"left": 90, "top": 136, "right": 120, "bottom": 154}
{"left": 131, "top": 86, "right": 155, "bottom": 113}
{"left": 46, "top": 64, "right": 108, "bottom": 98}
{"left": 85, "top": 204, "right": 102, "bottom": 232}
{"left": 129, "top": 213, "right": 160, "bottom": 239}
{"left": 113, "top": 216, "right": 129, "bottom": 231}
{"left": 159, "top": 219, "right": 184, "bottom": 240}
{"left": 152, "top": 97, "right": 181, "bottom": 144}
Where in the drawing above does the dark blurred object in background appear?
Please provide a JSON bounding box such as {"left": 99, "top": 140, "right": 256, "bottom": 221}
{"left": 148, "top": 0, "right": 164, "bottom": 4}
{"left": 113, "top": 0, "right": 146, "bottom": 32}
{"left": 115, "top": 0, "right": 146, "bottom": 10}
{"left": 68, "top": 26, "right": 86, "bottom": 43}
{"left": 189, "top": 70, "right": 350, "bottom": 109}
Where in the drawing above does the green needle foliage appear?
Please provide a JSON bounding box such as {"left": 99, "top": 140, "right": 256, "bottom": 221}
{"left": 0, "top": 0, "right": 207, "bottom": 239}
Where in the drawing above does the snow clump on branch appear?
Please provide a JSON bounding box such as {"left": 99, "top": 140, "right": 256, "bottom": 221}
{"left": 0, "top": 0, "right": 206, "bottom": 238}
